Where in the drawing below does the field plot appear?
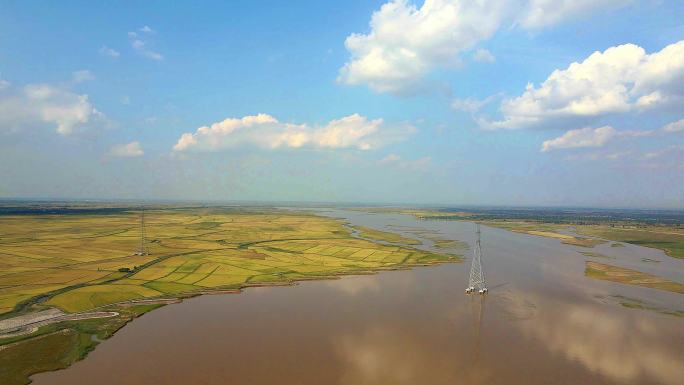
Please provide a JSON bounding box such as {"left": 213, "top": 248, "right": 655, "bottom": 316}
{"left": 0, "top": 207, "right": 458, "bottom": 316}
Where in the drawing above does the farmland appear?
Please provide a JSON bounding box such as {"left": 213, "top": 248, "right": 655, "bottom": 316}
{"left": 0, "top": 206, "right": 459, "bottom": 385}
{"left": 0, "top": 207, "right": 460, "bottom": 316}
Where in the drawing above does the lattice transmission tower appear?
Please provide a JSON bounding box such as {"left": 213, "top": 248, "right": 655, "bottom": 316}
{"left": 136, "top": 206, "right": 148, "bottom": 256}
{"left": 466, "top": 224, "right": 487, "bottom": 294}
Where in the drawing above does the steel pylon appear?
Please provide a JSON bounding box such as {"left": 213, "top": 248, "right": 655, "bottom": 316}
{"left": 466, "top": 224, "right": 487, "bottom": 294}
{"left": 137, "top": 206, "right": 148, "bottom": 256}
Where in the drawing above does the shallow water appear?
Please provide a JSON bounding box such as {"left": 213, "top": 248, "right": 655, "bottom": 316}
{"left": 32, "top": 209, "right": 684, "bottom": 385}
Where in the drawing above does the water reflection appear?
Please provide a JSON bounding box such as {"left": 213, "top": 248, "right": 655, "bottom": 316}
{"left": 469, "top": 295, "right": 485, "bottom": 362}
{"left": 332, "top": 326, "right": 451, "bottom": 385}
{"left": 515, "top": 295, "right": 684, "bottom": 384}
{"left": 324, "top": 275, "right": 381, "bottom": 296}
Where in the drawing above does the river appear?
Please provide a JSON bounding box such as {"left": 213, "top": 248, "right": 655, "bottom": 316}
{"left": 31, "top": 209, "right": 684, "bottom": 385}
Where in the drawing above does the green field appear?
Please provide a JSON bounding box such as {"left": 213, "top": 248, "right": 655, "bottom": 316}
{"left": 585, "top": 261, "right": 684, "bottom": 294}
{"left": 483, "top": 221, "right": 684, "bottom": 257}
{"left": 575, "top": 226, "right": 684, "bottom": 259}
{"left": 465, "top": 220, "right": 606, "bottom": 248}
{"left": 0, "top": 304, "right": 160, "bottom": 385}
{"left": 608, "top": 295, "right": 683, "bottom": 317}
{"left": 579, "top": 251, "right": 613, "bottom": 259}
{"left": 0, "top": 207, "right": 460, "bottom": 385}
{"left": 354, "top": 226, "right": 422, "bottom": 245}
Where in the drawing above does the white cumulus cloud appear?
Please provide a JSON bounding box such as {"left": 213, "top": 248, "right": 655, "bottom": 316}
{"left": 663, "top": 118, "right": 684, "bottom": 133}
{"left": 378, "top": 153, "right": 431, "bottom": 170}
{"left": 339, "top": 0, "right": 629, "bottom": 95}
{"left": 473, "top": 48, "right": 495, "bottom": 63}
{"left": 129, "top": 27, "right": 163, "bottom": 61}
{"left": 99, "top": 45, "right": 120, "bottom": 58}
{"left": 541, "top": 126, "right": 616, "bottom": 152}
{"left": 642, "top": 144, "right": 684, "bottom": 160}
{"left": 72, "top": 70, "right": 94, "bottom": 83}
{"left": 338, "top": 0, "right": 508, "bottom": 94}
{"left": 486, "top": 40, "right": 684, "bottom": 130}
{"left": 380, "top": 153, "right": 401, "bottom": 163}
{"left": 173, "top": 113, "right": 414, "bottom": 152}
{"left": 0, "top": 82, "right": 104, "bottom": 135}
{"left": 541, "top": 122, "right": 678, "bottom": 154}
{"left": 109, "top": 141, "right": 144, "bottom": 157}
{"left": 451, "top": 94, "right": 499, "bottom": 113}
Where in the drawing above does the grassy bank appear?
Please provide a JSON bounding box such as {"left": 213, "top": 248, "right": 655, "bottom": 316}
{"left": 0, "top": 304, "right": 160, "bottom": 385}
{"left": 575, "top": 226, "right": 684, "bottom": 259}
{"left": 354, "top": 226, "right": 421, "bottom": 245}
{"left": 465, "top": 220, "right": 606, "bottom": 248}
{"left": 585, "top": 261, "right": 684, "bottom": 294}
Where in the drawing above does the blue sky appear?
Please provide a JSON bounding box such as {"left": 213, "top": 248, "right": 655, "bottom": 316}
{"left": 1, "top": 0, "right": 683, "bottom": 207}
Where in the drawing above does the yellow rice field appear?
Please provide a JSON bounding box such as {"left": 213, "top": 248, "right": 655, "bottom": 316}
{"left": 0, "top": 207, "right": 457, "bottom": 315}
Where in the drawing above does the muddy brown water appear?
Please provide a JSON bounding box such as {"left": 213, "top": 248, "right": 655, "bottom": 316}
{"left": 31, "top": 209, "right": 684, "bottom": 385}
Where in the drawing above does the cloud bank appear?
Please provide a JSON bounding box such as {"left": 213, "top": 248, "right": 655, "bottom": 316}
{"left": 486, "top": 40, "right": 684, "bottom": 129}
{"left": 72, "top": 70, "right": 94, "bottom": 83}
{"left": 173, "top": 113, "right": 415, "bottom": 152}
{"left": 109, "top": 141, "right": 144, "bottom": 157}
{"left": 0, "top": 82, "right": 103, "bottom": 135}
{"left": 339, "top": 0, "right": 629, "bottom": 94}
{"left": 663, "top": 118, "right": 684, "bottom": 133}
{"left": 99, "top": 45, "right": 120, "bottom": 58}
{"left": 541, "top": 126, "right": 616, "bottom": 152}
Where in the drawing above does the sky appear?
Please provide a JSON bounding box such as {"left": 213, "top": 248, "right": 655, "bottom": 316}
{"left": 0, "top": 0, "right": 683, "bottom": 208}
